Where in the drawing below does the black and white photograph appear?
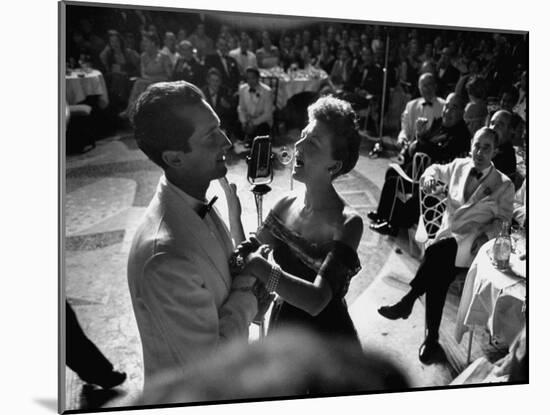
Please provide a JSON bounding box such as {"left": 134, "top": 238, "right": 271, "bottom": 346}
{"left": 5, "top": 0, "right": 545, "bottom": 414}
{"left": 56, "top": 0, "right": 533, "bottom": 412}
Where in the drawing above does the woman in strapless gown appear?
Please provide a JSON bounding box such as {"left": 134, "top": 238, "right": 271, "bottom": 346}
{"left": 240, "top": 95, "right": 364, "bottom": 347}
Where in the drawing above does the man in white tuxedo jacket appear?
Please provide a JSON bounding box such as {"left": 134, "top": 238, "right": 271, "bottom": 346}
{"left": 127, "top": 81, "right": 258, "bottom": 395}
{"left": 378, "top": 127, "right": 514, "bottom": 364}
{"left": 237, "top": 66, "right": 273, "bottom": 145}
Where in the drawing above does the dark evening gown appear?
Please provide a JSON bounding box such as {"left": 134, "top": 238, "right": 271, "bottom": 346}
{"left": 259, "top": 211, "right": 362, "bottom": 348}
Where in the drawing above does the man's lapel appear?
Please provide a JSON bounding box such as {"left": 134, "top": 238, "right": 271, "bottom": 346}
{"left": 161, "top": 182, "right": 232, "bottom": 291}
{"left": 454, "top": 165, "right": 499, "bottom": 218}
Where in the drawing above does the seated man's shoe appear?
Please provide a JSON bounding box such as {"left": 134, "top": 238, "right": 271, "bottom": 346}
{"left": 377, "top": 299, "right": 413, "bottom": 320}
{"left": 369, "top": 221, "right": 398, "bottom": 236}
{"left": 367, "top": 211, "right": 382, "bottom": 222}
{"left": 418, "top": 339, "right": 446, "bottom": 364}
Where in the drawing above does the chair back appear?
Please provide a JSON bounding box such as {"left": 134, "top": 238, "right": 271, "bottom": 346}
{"left": 415, "top": 182, "right": 447, "bottom": 243}
{"left": 411, "top": 152, "right": 432, "bottom": 185}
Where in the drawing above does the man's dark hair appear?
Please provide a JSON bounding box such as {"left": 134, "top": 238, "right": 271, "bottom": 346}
{"left": 499, "top": 84, "right": 520, "bottom": 105}
{"left": 465, "top": 75, "right": 487, "bottom": 100}
{"left": 207, "top": 67, "right": 222, "bottom": 78}
{"left": 142, "top": 30, "right": 160, "bottom": 47}
{"left": 132, "top": 81, "right": 205, "bottom": 169}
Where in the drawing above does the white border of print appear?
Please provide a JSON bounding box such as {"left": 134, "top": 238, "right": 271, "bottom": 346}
{"left": 3, "top": 0, "right": 545, "bottom": 414}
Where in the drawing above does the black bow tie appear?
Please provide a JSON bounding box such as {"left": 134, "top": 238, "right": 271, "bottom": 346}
{"left": 197, "top": 196, "right": 218, "bottom": 219}
{"left": 249, "top": 88, "right": 256, "bottom": 94}
{"left": 469, "top": 168, "right": 482, "bottom": 180}
{"left": 422, "top": 100, "right": 433, "bottom": 107}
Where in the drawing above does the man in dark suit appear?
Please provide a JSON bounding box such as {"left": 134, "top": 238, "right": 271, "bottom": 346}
{"left": 204, "top": 37, "right": 241, "bottom": 95}
{"left": 202, "top": 68, "right": 239, "bottom": 139}
{"left": 489, "top": 109, "right": 517, "bottom": 181}
{"left": 436, "top": 47, "right": 460, "bottom": 98}
{"left": 350, "top": 46, "right": 383, "bottom": 98}
{"left": 370, "top": 92, "right": 471, "bottom": 235}
{"left": 172, "top": 40, "right": 205, "bottom": 86}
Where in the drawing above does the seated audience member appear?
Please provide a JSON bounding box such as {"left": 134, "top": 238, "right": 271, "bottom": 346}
{"left": 99, "top": 30, "right": 140, "bottom": 111}
{"left": 187, "top": 22, "right": 214, "bottom": 61}
{"left": 316, "top": 40, "right": 336, "bottom": 74}
{"left": 369, "top": 92, "right": 471, "bottom": 236}
{"left": 488, "top": 110, "right": 517, "bottom": 180}
{"left": 121, "top": 31, "right": 172, "bottom": 117}
{"left": 160, "top": 31, "right": 180, "bottom": 68}
{"left": 436, "top": 47, "right": 460, "bottom": 98}
{"left": 350, "top": 46, "right": 383, "bottom": 98}
{"left": 202, "top": 68, "right": 239, "bottom": 139}
{"left": 237, "top": 67, "right": 273, "bottom": 146}
{"left": 349, "top": 46, "right": 384, "bottom": 133}
{"left": 204, "top": 37, "right": 241, "bottom": 94}
{"left": 256, "top": 31, "right": 280, "bottom": 69}
{"left": 136, "top": 327, "right": 409, "bottom": 404}
{"left": 329, "top": 46, "right": 354, "bottom": 91}
{"left": 378, "top": 127, "right": 514, "bottom": 364}
{"left": 278, "top": 34, "right": 296, "bottom": 70}
{"left": 176, "top": 28, "right": 188, "bottom": 44}
{"left": 463, "top": 75, "right": 488, "bottom": 136}
{"left": 172, "top": 40, "right": 205, "bottom": 86}
{"left": 229, "top": 32, "right": 258, "bottom": 77}
{"left": 499, "top": 85, "right": 519, "bottom": 114}
{"left": 397, "top": 73, "right": 445, "bottom": 149}
{"left": 454, "top": 58, "right": 482, "bottom": 102}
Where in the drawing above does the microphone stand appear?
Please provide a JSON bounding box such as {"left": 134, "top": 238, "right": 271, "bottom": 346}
{"left": 251, "top": 184, "right": 271, "bottom": 229}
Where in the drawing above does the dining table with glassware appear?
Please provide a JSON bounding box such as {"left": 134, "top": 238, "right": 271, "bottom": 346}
{"left": 66, "top": 67, "right": 109, "bottom": 109}
{"left": 259, "top": 66, "right": 328, "bottom": 110}
{"left": 455, "top": 230, "right": 526, "bottom": 352}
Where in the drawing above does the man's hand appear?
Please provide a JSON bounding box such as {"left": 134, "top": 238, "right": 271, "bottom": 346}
{"left": 421, "top": 176, "right": 437, "bottom": 194}
{"left": 219, "top": 177, "right": 242, "bottom": 218}
{"left": 470, "top": 233, "right": 489, "bottom": 255}
{"left": 415, "top": 117, "right": 429, "bottom": 137}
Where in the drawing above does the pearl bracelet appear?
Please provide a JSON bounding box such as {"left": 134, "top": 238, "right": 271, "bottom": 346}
{"left": 265, "top": 264, "right": 282, "bottom": 293}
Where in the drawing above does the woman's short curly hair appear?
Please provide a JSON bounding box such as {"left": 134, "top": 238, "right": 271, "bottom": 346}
{"left": 307, "top": 96, "right": 361, "bottom": 177}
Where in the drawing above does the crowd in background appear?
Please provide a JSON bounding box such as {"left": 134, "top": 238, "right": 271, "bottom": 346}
{"left": 66, "top": 6, "right": 527, "bottom": 149}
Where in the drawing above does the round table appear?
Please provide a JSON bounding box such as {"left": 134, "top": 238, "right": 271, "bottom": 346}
{"left": 260, "top": 67, "right": 328, "bottom": 109}
{"left": 66, "top": 69, "right": 109, "bottom": 109}
{"left": 455, "top": 239, "right": 526, "bottom": 349}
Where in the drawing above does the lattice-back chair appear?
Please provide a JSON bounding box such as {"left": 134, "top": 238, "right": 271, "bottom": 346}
{"left": 260, "top": 76, "right": 280, "bottom": 137}
{"left": 387, "top": 152, "right": 432, "bottom": 234}
{"left": 411, "top": 181, "right": 448, "bottom": 258}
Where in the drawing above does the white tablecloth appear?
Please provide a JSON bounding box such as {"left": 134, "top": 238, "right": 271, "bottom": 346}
{"left": 260, "top": 67, "right": 328, "bottom": 109}
{"left": 66, "top": 69, "right": 109, "bottom": 108}
{"left": 455, "top": 239, "right": 526, "bottom": 348}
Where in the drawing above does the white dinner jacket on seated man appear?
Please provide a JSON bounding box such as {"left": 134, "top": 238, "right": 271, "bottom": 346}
{"left": 127, "top": 175, "right": 258, "bottom": 393}
{"left": 421, "top": 157, "right": 514, "bottom": 268}
{"left": 237, "top": 81, "right": 274, "bottom": 127}
{"left": 398, "top": 95, "right": 445, "bottom": 143}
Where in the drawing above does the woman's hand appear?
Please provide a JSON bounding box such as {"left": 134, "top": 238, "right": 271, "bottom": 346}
{"left": 241, "top": 244, "right": 272, "bottom": 282}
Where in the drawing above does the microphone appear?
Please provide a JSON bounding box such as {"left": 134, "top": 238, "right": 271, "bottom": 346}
{"left": 246, "top": 135, "right": 274, "bottom": 185}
